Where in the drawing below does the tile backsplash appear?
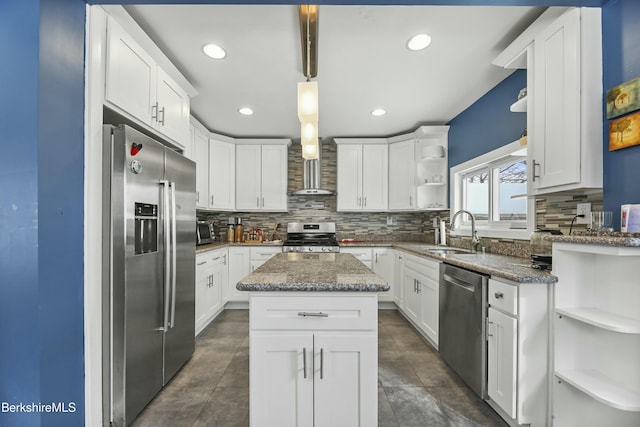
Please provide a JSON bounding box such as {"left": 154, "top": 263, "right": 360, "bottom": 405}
{"left": 199, "top": 140, "right": 606, "bottom": 258}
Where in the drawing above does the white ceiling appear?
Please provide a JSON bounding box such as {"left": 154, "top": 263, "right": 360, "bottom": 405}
{"left": 124, "top": 5, "right": 543, "bottom": 140}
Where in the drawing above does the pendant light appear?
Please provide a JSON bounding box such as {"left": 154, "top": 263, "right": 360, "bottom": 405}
{"left": 298, "top": 5, "right": 319, "bottom": 160}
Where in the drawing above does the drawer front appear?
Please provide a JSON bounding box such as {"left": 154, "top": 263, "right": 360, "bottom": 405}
{"left": 250, "top": 295, "right": 378, "bottom": 331}
{"left": 488, "top": 279, "right": 518, "bottom": 316}
{"left": 250, "top": 247, "right": 281, "bottom": 261}
{"left": 340, "top": 247, "right": 373, "bottom": 262}
{"left": 405, "top": 256, "right": 439, "bottom": 281}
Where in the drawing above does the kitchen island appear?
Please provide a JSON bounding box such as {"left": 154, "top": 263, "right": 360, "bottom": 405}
{"left": 238, "top": 252, "right": 388, "bottom": 427}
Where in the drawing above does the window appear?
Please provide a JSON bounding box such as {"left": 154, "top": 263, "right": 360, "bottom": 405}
{"left": 451, "top": 141, "right": 533, "bottom": 239}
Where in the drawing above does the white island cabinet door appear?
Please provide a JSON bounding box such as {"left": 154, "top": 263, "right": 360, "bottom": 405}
{"left": 251, "top": 334, "right": 314, "bottom": 427}
{"left": 313, "top": 334, "right": 378, "bottom": 427}
{"left": 372, "top": 248, "right": 394, "bottom": 302}
{"left": 487, "top": 307, "right": 517, "bottom": 419}
{"left": 228, "top": 247, "right": 250, "bottom": 302}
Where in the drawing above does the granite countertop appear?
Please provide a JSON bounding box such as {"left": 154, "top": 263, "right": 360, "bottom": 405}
{"left": 236, "top": 253, "right": 390, "bottom": 292}
{"left": 546, "top": 234, "right": 640, "bottom": 247}
{"left": 196, "top": 240, "right": 283, "bottom": 253}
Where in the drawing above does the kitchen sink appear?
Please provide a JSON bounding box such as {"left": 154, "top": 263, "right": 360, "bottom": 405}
{"left": 411, "top": 245, "right": 471, "bottom": 255}
{"left": 425, "top": 248, "right": 471, "bottom": 255}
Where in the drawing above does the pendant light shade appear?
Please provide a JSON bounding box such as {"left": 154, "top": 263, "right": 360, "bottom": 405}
{"left": 300, "top": 121, "right": 319, "bottom": 160}
{"left": 298, "top": 81, "right": 319, "bottom": 122}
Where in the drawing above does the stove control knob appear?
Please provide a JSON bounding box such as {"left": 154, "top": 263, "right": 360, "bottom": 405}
{"left": 307, "top": 247, "right": 313, "bottom": 252}
{"left": 321, "top": 247, "right": 327, "bottom": 252}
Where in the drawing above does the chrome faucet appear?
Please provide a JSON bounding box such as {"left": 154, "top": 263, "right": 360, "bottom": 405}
{"left": 450, "top": 210, "right": 480, "bottom": 252}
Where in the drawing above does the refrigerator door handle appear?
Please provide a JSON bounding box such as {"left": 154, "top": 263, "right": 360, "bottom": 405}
{"left": 161, "top": 180, "right": 171, "bottom": 333}
{"left": 169, "top": 181, "right": 177, "bottom": 329}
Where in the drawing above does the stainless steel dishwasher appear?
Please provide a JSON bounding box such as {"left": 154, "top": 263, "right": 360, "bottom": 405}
{"left": 439, "top": 263, "right": 488, "bottom": 399}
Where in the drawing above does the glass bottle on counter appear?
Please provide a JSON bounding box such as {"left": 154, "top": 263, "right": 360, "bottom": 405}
{"left": 235, "top": 217, "right": 243, "bottom": 242}
{"left": 226, "top": 224, "right": 235, "bottom": 242}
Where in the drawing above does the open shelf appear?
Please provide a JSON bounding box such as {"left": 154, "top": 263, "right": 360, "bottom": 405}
{"left": 510, "top": 96, "right": 527, "bottom": 112}
{"left": 555, "top": 369, "right": 640, "bottom": 412}
{"left": 419, "top": 182, "right": 446, "bottom": 187}
{"left": 556, "top": 308, "right": 640, "bottom": 334}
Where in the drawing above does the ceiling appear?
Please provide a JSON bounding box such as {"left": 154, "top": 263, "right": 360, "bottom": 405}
{"left": 124, "top": 4, "right": 544, "bottom": 140}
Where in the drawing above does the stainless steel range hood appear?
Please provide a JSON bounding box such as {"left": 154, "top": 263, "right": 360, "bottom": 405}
{"left": 290, "top": 142, "right": 334, "bottom": 196}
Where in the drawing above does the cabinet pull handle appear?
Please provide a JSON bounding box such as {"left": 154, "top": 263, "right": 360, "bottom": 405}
{"left": 211, "top": 256, "right": 221, "bottom": 261}
{"left": 364, "top": 197, "right": 367, "bottom": 207}
{"left": 357, "top": 196, "right": 361, "bottom": 207}
{"left": 211, "top": 195, "right": 214, "bottom": 205}
{"left": 151, "top": 102, "right": 159, "bottom": 121}
{"left": 409, "top": 196, "right": 413, "bottom": 207}
{"left": 375, "top": 253, "right": 378, "bottom": 263}
{"left": 158, "top": 106, "right": 165, "bottom": 125}
{"left": 494, "top": 292, "right": 504, "bottom": 299}
{"left": 196, "top": 191, "right": 199, "bottom": 202}
{"left": 261, "top": 197, "right": 265, "bottom": 207}
{"left": 320, "top": 348, "right": 324, "bottom": 380}
{"left": 487, "top": 320, "right": 494, "bottom": 338}
{"left": 197, "top": 261, "right": 206, "bottom": 266}
{"left": 303, "top": 347, "right": 307, "bottom": 379}
{"left": 417, "top": 281, "right": 421, "bottom": 293}
{"left": 223, "top": 254, "right": 227, "bottom": 265}
{"left": 532, "top": 161, "right": 540, "bottom": 183}
{"left": 257, "top": 197, "right": 260, "bottom": 208}
{"left": 297, "top": 312, "right": 329, "bottom": 318}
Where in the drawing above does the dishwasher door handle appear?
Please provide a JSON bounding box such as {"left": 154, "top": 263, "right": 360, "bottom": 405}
{"left": 443, "top": 273, "right": 476, "bottom": 292}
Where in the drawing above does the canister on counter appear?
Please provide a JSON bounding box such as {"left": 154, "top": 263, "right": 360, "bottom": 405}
{"left": 235, "top": 217, "right": 243, "bottom": 242}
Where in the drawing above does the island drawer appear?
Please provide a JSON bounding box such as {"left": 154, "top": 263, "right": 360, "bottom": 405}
{"left": 250, "top": 295, "right": 378, "bottom": 331}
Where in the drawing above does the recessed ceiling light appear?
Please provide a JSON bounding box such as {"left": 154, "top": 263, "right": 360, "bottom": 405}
{"left": 407, "top": 34, "right": 432, "bottom": 51}
{"left": 238, "top": 107, "right": 253, "bottom": 116}
{"left": 371, "top": 109, "right": 386, "bottom": 117}
{"left": 203, "top": 43, "right": 226, "bottom": 59}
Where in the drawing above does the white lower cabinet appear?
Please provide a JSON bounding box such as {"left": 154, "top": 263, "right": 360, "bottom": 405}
{"left": 195, "top": 249, "right": 226, "bottom": 335}
{"left": 372, "top": 248, "right": 394, "bottom": 302}
{"left": 485, "top": 277, "right": 551, "bottom": 426}
{"left": 228, "top": 247, "right": 251, "bottom": 302}
{"left": 487, "top": 306, "right": 517, "bottom": 419}
{"left": 250, "top": 294, "right": 378, "bottom": 427}
{"left": 393, "top": 252, "right": 405, "bottom": 308}
{"left": 399, "top": 253, "right": 440, "bottom": 346}
{"left": 228, "top": 246, "right": 280, "bottom": 303}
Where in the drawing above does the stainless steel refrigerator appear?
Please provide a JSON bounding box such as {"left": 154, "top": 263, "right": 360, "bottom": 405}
{"left": 102, "top": 125, "right": 196, "bottom": 426}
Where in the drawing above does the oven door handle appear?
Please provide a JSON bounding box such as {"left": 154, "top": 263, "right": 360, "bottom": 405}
{"left": 443, "top": 273, "right": 475, "bottom": 292}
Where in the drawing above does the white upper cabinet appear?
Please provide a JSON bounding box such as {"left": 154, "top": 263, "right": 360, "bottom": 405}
{"left": 388, "top": 139, "right": 417, "bottom": 211}
{"left": 209, "top": 137, "right": 236, "bottom": 211}
{"left": 498, "top": 7, "right": 603, "bottom": 195}
{"left": 235, "top": 140, "right": 289, "bottom": 212}
{"left": 193, "top": 123, "right": 210, "bottom": 209}
{"left": 105, "top": 15, "right": 191, "bottom": 147}
{"left": 335, "top": 139, "right": 388, "bottom": 211}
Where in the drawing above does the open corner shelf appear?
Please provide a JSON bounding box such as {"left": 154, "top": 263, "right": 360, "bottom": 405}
{"left": 510, "top": 96, "right": 527, "bottom": 112}
{"left": 556, "top": 307, "right": 640, "bottom": 334}
{"left": 555, "top": 369, "right": 640, "bottom": 412}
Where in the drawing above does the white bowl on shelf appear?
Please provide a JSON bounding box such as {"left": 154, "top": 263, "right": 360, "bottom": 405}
{"left": 422, "top": 145, "right": 445, "bottom": 158}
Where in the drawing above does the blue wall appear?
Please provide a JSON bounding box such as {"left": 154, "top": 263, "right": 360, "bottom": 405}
{"left": 448, "top": 70, "right": 528, "bottom": 167}
{"left": 602, "top": 0, "right": 640, "bottom": 229}
{"left": 0, "top": 1, "right": 85, "bottom": 426}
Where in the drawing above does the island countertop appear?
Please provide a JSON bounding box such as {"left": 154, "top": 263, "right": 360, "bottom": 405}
{"left": 236, "top": 253, "right": 390, "bottom": 292}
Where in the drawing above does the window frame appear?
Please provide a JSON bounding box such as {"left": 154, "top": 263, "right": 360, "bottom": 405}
{"left": 450, "top": 140, "right": 534, "bottom": 240}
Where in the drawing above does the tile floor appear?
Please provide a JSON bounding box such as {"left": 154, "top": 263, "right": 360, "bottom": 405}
{"left": 132, "top": 309, "right": 507, "bottom": 427}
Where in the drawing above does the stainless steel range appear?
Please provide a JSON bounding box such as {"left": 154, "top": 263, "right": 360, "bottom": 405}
{"left": 282, "top": 222, "right": 340, "bottom": 253}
